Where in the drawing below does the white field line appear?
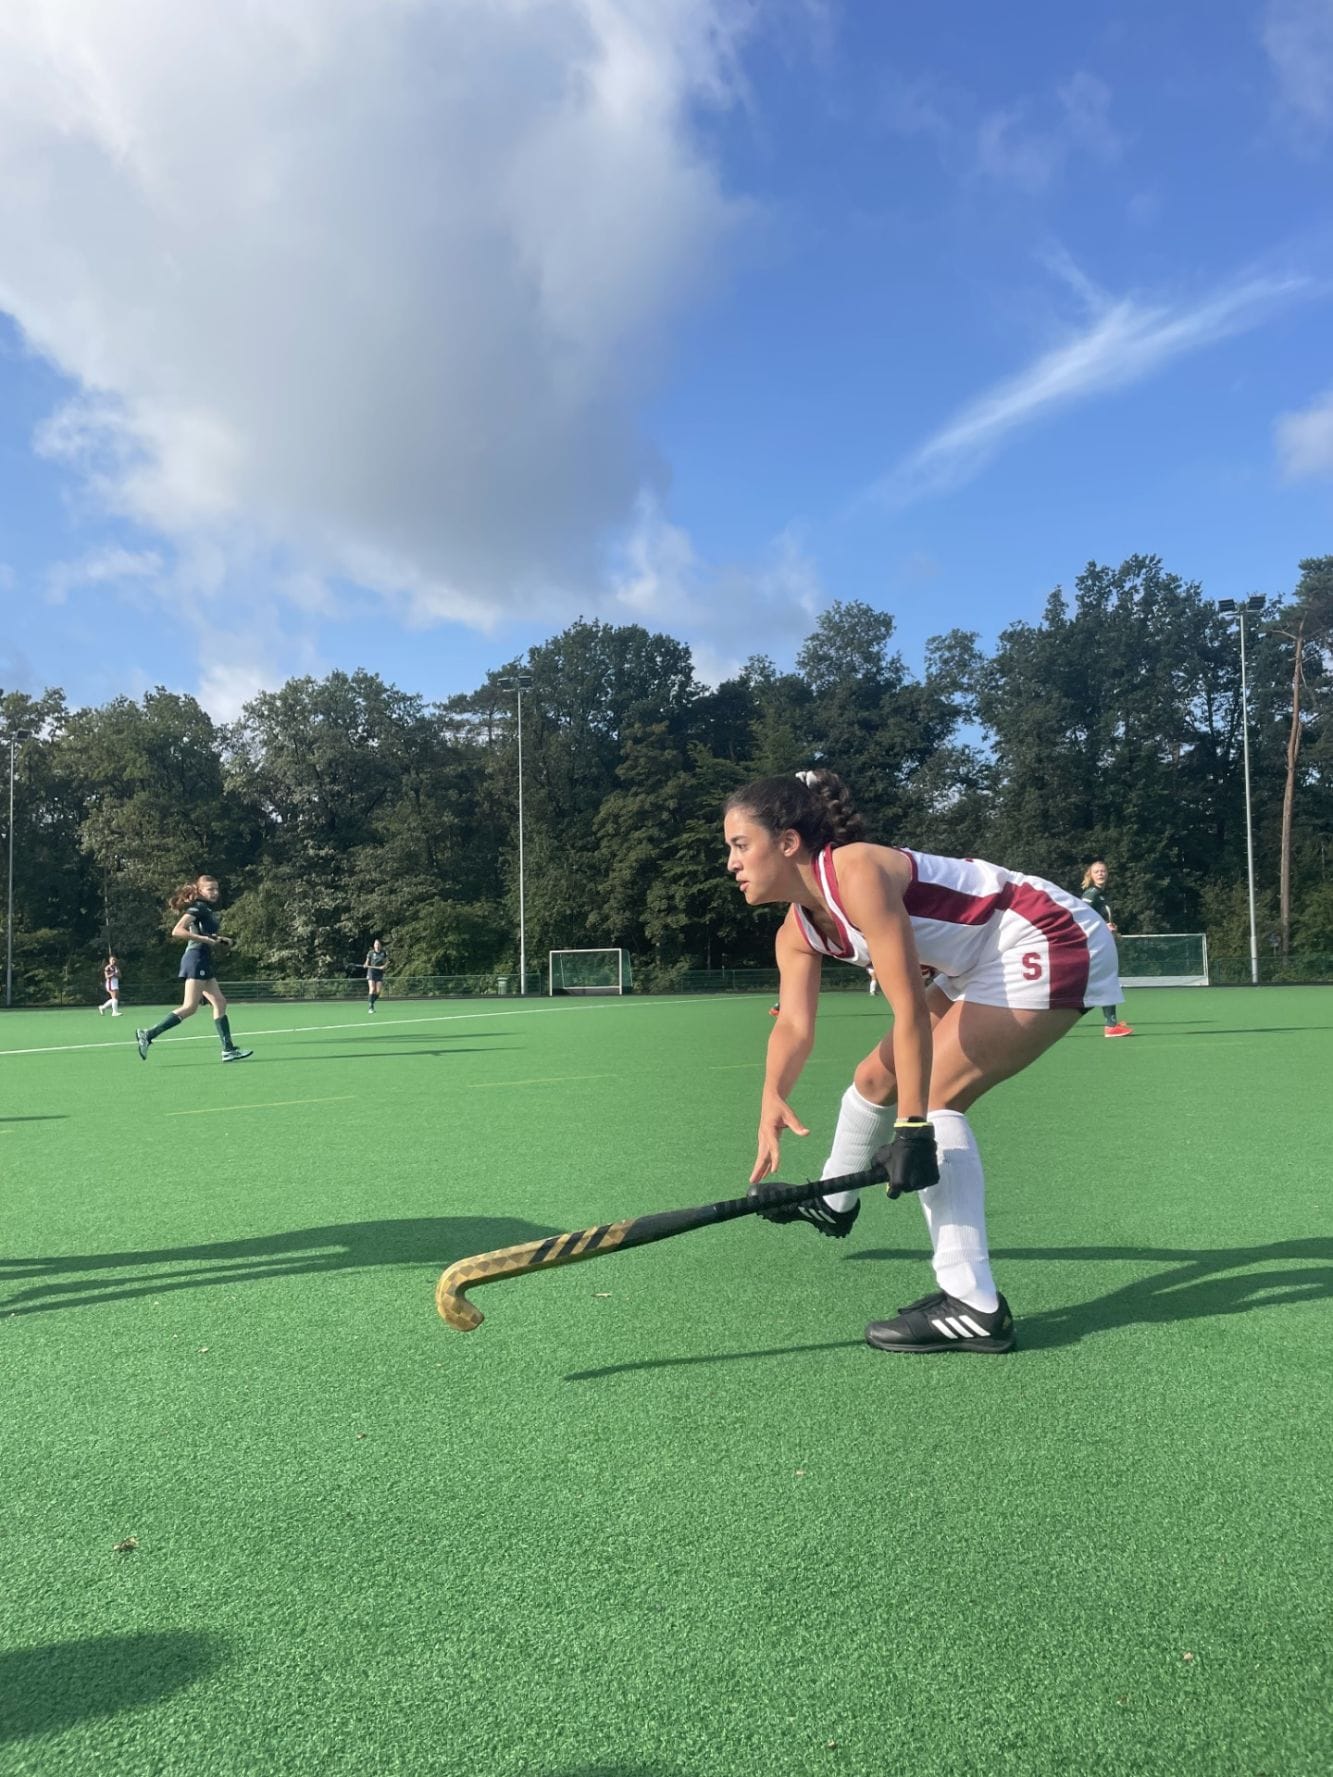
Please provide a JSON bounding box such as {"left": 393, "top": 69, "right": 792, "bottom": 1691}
{"left": 166, "top": 1095, "right": 356, "bottom": 1118}
{"left": 0, "top": 995, "right": 723, "bottom": 1060}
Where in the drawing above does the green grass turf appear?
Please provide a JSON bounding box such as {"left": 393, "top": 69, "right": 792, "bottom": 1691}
{"left": 1, "top": 987, "right": 1331, "bottom": 1776}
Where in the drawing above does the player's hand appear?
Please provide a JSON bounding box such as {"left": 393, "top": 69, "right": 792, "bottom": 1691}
{"left": 214, "top": 935, "right": 235, "bottom": 950}
{"left": 750, "top": 1093, "right": 809, "bottom": 1184}
{"left": 883, "top": 1119, "right": 939, "bottom": 1199}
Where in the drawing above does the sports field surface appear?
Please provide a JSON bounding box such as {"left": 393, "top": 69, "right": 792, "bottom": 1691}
{"left": 3, "top": 987, "right": 1331, "bottom": 1776}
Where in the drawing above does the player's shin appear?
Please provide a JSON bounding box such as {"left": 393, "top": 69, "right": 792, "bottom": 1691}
{"left": 820, "top": 1084, "right": 897, "bottom": 1212}
{"left": 918, "top": 1110, "right": 998, "bottom": 1312}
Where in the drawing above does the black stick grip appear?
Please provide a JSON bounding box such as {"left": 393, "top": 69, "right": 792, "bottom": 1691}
{"left": 435, "top": 1148, "right": 891, "bottom": 1331}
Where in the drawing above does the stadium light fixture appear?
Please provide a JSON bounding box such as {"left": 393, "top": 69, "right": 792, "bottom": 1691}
{"left": 1217, "top": 597, "right": 1265, "bottom": 985}
{"left": 5, "top": 730, "right": 34, "bottom": 1009}
{"left": 498, "top": 672, "right": 534, "bottom": 996}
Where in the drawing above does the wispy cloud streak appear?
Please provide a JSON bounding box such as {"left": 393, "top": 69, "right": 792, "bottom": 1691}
{"left": 873, "top": 269, "right": 1312, "bottom": 506}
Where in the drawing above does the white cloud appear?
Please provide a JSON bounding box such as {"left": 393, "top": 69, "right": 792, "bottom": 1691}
{"left": 1056, "top": 72, "right": 1122, "bottom": 163}
{"left": 882, "top": 68, "right": 1122, "bottom": 195}
{"left": 45, "top": 545, "right": 164, "bottom": 606}
{"left": 0, "top": 0, "right": 767, "bottom": 637}
{"left": 975, "top": 107, "right": 1062, "bottom": 195}
{"left": 1276, "top": 388, "right": 1333, "bottom": 478}
{"left": 609, "top": 493, "right": 821, "bottom": 684}
{"left": 976, "top": 74, "right": 1121, "bottom": 194}
{"left": 1263, "top": 0, "right": 1333, "bottom": 129}
{"left": 874, "top": 263, "right": 1311, "bottom": 505}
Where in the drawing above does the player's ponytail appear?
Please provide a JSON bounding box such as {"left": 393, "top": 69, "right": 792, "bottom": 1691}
{"left": 801, "top": 768, "right": 866, "bottom": 847}
{"left": 724, "top": 769, "right": 866, "bottom": 851}
{"left": 169, "top": 877, "right": 207, "bottom": 913}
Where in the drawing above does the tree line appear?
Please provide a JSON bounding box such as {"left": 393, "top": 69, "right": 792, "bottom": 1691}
{"left": 3, "top": 553, "right": 1331, "bottom": 1003}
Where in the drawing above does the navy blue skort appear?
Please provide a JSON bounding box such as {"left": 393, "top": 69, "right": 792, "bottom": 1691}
{"left": 179, "top": 947, "right": 215, "bottom": 981}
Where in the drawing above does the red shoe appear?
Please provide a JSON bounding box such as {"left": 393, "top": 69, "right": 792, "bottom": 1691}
{"left": 1103, "top": 1022, "right": 1134, "bottom": 1038}
{"left": 768, "top": 1005, "right": 780, "bottom": 1017}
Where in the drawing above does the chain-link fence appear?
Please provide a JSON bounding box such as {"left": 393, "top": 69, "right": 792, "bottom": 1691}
{"left": 9, "top": 954, "right": 1333, "bottom": 1008}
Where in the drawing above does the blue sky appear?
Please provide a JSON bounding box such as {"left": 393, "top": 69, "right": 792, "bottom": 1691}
{"left": 2, "top": 0, "right": 1332, "bottom": 718}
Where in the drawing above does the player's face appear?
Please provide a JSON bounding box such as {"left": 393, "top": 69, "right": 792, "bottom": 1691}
{"left": 1090, "top": 863, "right": 1108, "bottom": 888}
{"left": 198, "top": 877, "right": 221, "bottom": 903}
{"left": 725, "top": 810, "right": 796, "bottom": 904}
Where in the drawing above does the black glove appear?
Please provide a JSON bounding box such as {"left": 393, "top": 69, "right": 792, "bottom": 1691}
{"left": 883, "top": 1119, "right": 939, "bottom": 1199}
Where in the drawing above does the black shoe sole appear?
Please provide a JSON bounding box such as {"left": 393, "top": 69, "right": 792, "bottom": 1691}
{"left": 864, "top": 1329, "right": 1015, "bottom": 1354}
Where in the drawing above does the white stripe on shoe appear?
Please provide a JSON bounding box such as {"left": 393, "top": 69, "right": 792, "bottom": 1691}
{"left": 930, "top": 1313, "right": 990, "bottom": 1339}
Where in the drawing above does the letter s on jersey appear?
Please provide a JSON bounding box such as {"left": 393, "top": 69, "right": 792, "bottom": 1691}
{"left": 1021, "top": 952, "right": 1044, "bottom": 981}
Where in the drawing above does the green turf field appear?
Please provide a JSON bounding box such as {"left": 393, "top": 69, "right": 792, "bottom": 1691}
{"left": 2, "top": 987, "right": 1331, "bottom": 1776}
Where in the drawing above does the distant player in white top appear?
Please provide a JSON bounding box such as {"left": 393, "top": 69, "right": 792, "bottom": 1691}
{"left": 99, "top": 955, "right": 122, "bottom": 1017}
{"left": 724, "top": 769, "right": 1120, "bottom": 1356}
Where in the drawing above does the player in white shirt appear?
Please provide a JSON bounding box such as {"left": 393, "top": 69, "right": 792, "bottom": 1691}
{"left": 98, "top": 955, "right": 122, "bottom": 1016}
{"left": 724, "top": 769, "right": 1120, "bottom": 1355}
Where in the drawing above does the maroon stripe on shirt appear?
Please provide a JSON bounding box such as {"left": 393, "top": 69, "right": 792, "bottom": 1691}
{"left": 815, "top": 850, "right": 857, "bottom": 958}
{"left": 904, "top": 877, "right": 1015, "bottom": 927}
{"left": 902, "top": 864, "right": 1091, "bottom": 1009}
{"left": 1008, "top": 882, "right": 1090, "bottom": 1008}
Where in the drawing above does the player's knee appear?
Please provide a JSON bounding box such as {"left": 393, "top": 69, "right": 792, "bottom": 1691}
{"left": 853, "top": 1055, "right": 897, "bottom": 1105}
{"left": 176, "top": 1002, "right": 197, "bottom": 1020}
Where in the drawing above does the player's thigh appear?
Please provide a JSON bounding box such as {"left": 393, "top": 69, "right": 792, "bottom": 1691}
{"left": 177, "top": 978, "right": 207, "bottom": 1016}
{"left": 852, "top": 984, "right": 956, "bottom": 1102}
{"left": 929, "top": 1000, "right": 1082, "bottom": 1112}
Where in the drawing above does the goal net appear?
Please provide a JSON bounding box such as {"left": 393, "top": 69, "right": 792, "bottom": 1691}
{"left": 548, "top": 948, "right": 632, "bottom": 995}
{"left": 1116, "top": 933, "right": 1209, "bottom": 988}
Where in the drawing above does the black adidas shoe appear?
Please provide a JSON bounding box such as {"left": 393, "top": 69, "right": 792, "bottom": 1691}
{"left": 221, "top": 1047, "right": 253, "bottom": 1063}
{"left": 865, "top": 1290, "right": 1014, "bottom": 1354}
{"left": 135, "top": 1028, "right": 151, "bottom": 1061}
{"left": 749, "top": 1191, "right": 861, "bottom": 1239}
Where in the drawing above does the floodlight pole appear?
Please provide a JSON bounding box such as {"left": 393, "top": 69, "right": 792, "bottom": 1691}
{"left": 500, "top": 673, "right": 533, "bottom": 996}
{"left": 1219, "top": 599, "right": 1263, "bottom": 987}
{"left": 6, "top": 731, "right": 31, "bottom": 1010}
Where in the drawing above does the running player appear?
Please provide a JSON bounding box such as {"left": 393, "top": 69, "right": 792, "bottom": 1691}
{"left": 98, "top": 955, "right": 122, "bottom": 1017}
{"left": 1080, "top": 858, "right": 1133, "bottom": 1037}
{"left": 135, "top": 876, "right": 252, "bottom": 1062}
{"left": 363, "top": 939, "right": 388, "bottom": 1013}
{"left": 724, "top": 770, "right": 1120, "bottom": 1355}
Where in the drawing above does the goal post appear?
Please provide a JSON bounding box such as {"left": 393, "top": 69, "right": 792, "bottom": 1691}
{"left": 548, "top": 948, "right": 632, "bottom": 996}
{"left": 1116, "top": 933, "right": 1209, "bottom": 988}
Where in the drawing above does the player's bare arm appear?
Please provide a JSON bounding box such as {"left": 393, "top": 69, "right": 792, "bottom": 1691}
{"left": 831, "top": 844, "right": 933, "bottom": 1118}
{"left": 752, "top": 911, "right": 822, "bottom": 1183}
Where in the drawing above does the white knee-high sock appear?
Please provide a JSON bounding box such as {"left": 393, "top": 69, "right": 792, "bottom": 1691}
{"left": 917, "top": 1110, "right": 998, "bottom": 1311}
{"left": 820, "top": 1085, "right": 897, "bottom": 1212}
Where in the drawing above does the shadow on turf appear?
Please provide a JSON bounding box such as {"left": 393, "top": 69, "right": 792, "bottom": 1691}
{"left": 564, "top": 1239, "right": 1333, "bottom": 1374}
{"left": 1128, "top": 1026, "right": 1333, "bottom": 1037}
{"left": 0, "top": 1115, "right": 67, "bottom": 1121}
{"left": 566, "top": 1340, "right": 861, "bottom": 1381}
{"left": 176, "top": 1045, "right": 513, "bottom": 1064}
{"left": 0, "top": 1631, "right": 221, "bottom": 1742}
{"left": 845, "top": 1239, "right": 1333, "bottom": 1352}
{"left": 0, "top": 1217, "right": 560, "bottom": 1317}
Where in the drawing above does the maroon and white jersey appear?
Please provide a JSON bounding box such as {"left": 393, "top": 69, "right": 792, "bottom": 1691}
{"left": 795, "top": 845, "right": 1120, "bottom": 1013}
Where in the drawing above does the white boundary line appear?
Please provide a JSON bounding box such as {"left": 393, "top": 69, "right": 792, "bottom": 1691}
{"left": 0, "top": 995, "right": 720, "bottom": 1060}
{"left": 166, "top": 1094, "right": 356, "bottom": 1117}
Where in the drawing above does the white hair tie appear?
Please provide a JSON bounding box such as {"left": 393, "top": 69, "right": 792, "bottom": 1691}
{"left": 795, "top": 770, "right": 820, "bottom": 788}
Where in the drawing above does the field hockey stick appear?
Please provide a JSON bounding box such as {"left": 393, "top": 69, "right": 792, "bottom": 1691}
{"left": 435, "top": 1147, "right": 893, "bottom": 1331}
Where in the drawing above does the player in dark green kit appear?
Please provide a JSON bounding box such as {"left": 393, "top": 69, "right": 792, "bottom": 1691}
{"left": 1080, "top": 858, "right": 1132, "bottom": 1037}
{"left": 135, "top": 874, "right": 253, "bottom": 1062}
{"left": 363, "top": 939, "right": 388, "bottom": 1013}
